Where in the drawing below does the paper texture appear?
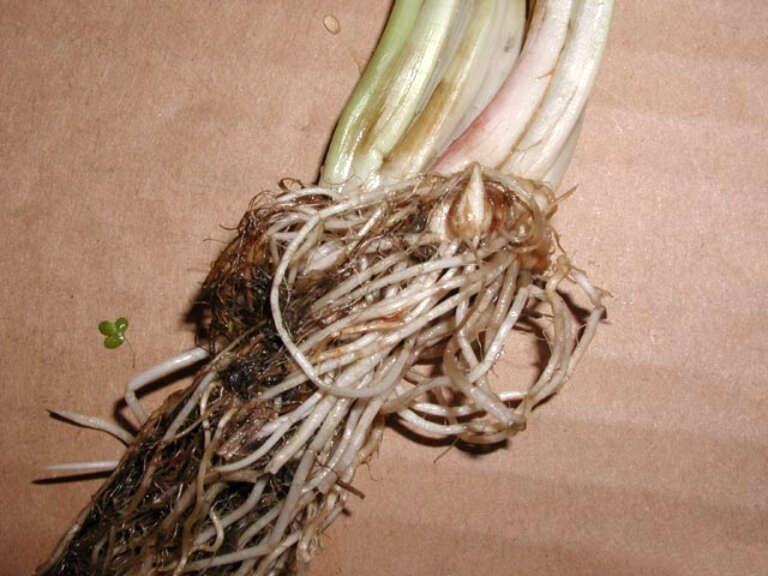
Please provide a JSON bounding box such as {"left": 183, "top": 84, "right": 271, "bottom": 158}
{"left": 2, "top": 2, "right": 766, "bottom": 574}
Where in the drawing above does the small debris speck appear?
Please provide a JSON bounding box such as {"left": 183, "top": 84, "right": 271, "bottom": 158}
{"left": 323, "top": 14, "right": 340, "bottom": 35}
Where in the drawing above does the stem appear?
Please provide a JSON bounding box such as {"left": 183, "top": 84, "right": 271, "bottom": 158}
{"left": 542, "top": 109, "right": 584, "bottom": 189}
{"left": 321, "top": 0, "right": 422, "bottom": 185}
{"left": 382, "top": 0, "right": 520, "bottom": 178}
{"left": 345, "top": 0, "right": 468, "bottom": 185}
{"left": 448, "top": 0, "right": 527, "bottom": 142}
{"left": 434, "top": 0, "right": 576, "bottom": 173}
{"left": 502, "top": 0, "right": 614, "bottom": 179}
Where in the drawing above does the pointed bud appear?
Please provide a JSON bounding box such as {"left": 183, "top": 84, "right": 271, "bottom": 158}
{"left": 449, "top": 164, "right": 492, "bottom": 242}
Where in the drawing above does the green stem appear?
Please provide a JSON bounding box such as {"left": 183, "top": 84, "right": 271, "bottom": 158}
{"left": 350, "top": 0, "right": 465, "bottom": 184}
{"left": 321, "top": 0, "right": 423, "bottom": 185}
{"left": 383, "top": 0, "right": 525, "bottom": 178}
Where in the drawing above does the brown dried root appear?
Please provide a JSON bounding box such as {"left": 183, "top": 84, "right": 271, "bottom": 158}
{"left": 39, "top": 165, "right": 604, "bottom": 575}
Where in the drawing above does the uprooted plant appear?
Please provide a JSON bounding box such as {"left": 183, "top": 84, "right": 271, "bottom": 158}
{"left": 39, "top": 1, "right": 613, "bottom": 574}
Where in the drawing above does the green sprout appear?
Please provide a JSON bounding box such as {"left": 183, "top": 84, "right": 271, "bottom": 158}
{"left": 98, "top": 317, "right": 129, "bottom": 349}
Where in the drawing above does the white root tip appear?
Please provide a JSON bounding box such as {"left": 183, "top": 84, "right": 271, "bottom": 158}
{"left": 46, "top": 460, "right": 119, "bottom": 475}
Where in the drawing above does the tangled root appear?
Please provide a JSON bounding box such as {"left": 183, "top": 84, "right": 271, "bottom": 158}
{"left": 39, "top": 166, "right": 604, "bottom": 575}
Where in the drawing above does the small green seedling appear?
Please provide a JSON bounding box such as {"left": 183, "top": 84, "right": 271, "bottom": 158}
{"left": 98, "top": 317, "right": 129, "bottom": 349}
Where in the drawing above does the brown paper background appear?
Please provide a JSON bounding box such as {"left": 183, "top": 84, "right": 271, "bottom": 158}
{"left": 2, "top": 2, "right": 766, "bottom": 575}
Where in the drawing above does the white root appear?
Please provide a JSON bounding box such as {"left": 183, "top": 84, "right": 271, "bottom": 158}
{"left": 47, "top": 167, "right": 604, "bottom": 575}
{"left": 48, "top": 409, "right": 134, "bottom": 444}
{"left": 125, "top": 346, "right": 209, "bottom": 425}
{"left": 46, "top": 461, "right": 119, "bottom": 475}
{"left": 194, "top": 479, "right": 267, "bottom": 546}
